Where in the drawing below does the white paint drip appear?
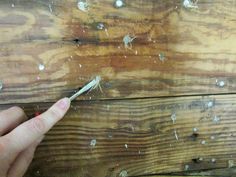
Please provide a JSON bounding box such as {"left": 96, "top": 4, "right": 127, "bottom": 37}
{"left": 77, "top": 1, "right": 89, "bottom": 12}
{"left": 105, "top": 28, "right": 109, "bottom": 37}
{"left": 49, "top": 4, "right": 53, "bottom": 13}
{"left": 171, "top": 113, "right": 176, "bottom": 124}
{"left": 228, "top": 160, "right": 234, "bottom": 168}
{"left": 124, "top": 144, "right": 128, "bottom": 149}
{"left": 174, "top": 130, "right": 179, "bottom": 140}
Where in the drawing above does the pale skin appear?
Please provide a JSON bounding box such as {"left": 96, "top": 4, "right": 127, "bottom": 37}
{"left": 0, "top": 97, "right": 71, "bottom": 177}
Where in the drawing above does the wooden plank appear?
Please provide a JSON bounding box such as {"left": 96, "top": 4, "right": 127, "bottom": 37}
{"left": 189, "top": 168, "right": 236, "bottom": 177}
{"left": 0, "top": 41, "right": 236, "bottom": 103}
{"left": 0, "top": 0, "right": 235, "bottom": 42}
{"left": 0, "top": 0, "right": 236, "bottom": 103}
{"left": 0, "top": 94, "right": 233, "bottom": 177}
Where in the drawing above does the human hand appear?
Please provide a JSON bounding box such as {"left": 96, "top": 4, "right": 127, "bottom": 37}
{"left": 0, "top": 97, "right": 71, "bottom": 177}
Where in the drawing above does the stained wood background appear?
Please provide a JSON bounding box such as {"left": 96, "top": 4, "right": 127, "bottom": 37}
{"left": 0, "top": 0, "right": 236, "bottom": 176}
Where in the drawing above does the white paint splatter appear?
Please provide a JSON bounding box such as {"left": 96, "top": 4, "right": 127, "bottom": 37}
{"left": 201, "top": 140, "right": 206, "bottom": 145}
{"left": 199, "top": 157, "right": 203, "bottom": 161}
{"left": 77, "top": 1, "right": 89, "bottom": 12}
{"left": 123, "top": 35, "right": 136, "bottom": 49}
{"left": 11, "top": 4, "right": 15, "bottom": 8}
{"left": 38, "top": 64, "right": 45, "bottom": 71}
{"left": 171, "top": 113, "right": 176, "bottom": 124}
{"left": 158, "top": 53, "right": 165, "bottom": 62}
{"left": 0, "top": 81, "right": 3, "bottom": 91}
{"left": 124, "top": 144, "right": 128, "bottom": 149}
{"left": 216, "top": 79, "right": 225, "bottom": 87}
{"left": 211, "top": 158, "right": 216, "bottom": 163}
{"left": 213, "top": 115, "right": 220, "bottom": 124}
{"left": 183, "top": 0, "right": 198, "bottom": 9}
{"left": 184, "top": 164, "right": 189, "bottom": 171}
{"left": 90, "top": 139, "right": 96, "bottom": 147}
{"left": 108, "top": 133, "right": 113, "bottom": 138}
{"left": 207, "top": 101, "right": 214, "bottom": 108}
{"left": 119, "top": 170, "right": 128, "bottom": 177}
{"left": 79, "top": 64, "right": 82, "bottom": 68}
{"left": 193, "top": 127, "right": 198, "bottom": 132}
{"left": 97, "top": 23, "right": 105, "bottom": 30}
{"left": 105, "top": 28, "right": 109, "bottom": 37}
{"left": 115, "top": 0, "right": 124, "bottom": 8}
{"left": 228, "top": 160, "right": 234, "bottom": 168}
{"left": 174, "top": 130, "right": 179, "bottom": 141}
{"left": 210, "top": 135, "right": 215, "bottom": 140}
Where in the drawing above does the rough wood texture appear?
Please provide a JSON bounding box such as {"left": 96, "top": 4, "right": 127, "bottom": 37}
{"left": 1, "top": 0, "right": 236, "bottom": 177}
{"left": 0, "top": 0, "right": 236, "bottom": 103}
{"left": 0, "top": 94, "right": 233, "bottom": 177}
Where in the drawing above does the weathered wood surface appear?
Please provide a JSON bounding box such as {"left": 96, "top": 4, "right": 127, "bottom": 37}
{"left": 0, "top": 94, "right": 233, "bottom": 177}
{"left": 1, "top": 0, "right": 236, "bottom": 177}
{"left": 0, "top": 0, "right": 236, "bottom": 103}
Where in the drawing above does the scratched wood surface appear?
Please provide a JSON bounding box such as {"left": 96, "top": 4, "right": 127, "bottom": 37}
{"left": 0, "top": 0, "right": 236, "bottom": 103}
{"left": 0, "top": 95, "right": 231, "bottom": 177}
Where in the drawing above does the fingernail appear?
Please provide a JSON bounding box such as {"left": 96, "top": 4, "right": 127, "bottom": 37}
{"left": 57, "top": 97, "right": 70, "bottom": 110}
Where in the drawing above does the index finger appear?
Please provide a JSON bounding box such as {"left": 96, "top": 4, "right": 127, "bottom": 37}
{"left": 5, "top": 97, "right": 70, "bottom": 153}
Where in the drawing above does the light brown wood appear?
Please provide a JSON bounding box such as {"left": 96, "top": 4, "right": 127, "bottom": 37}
{"left": 0, "top": 0, "right": 236, "bottom": 103}
{"left": 0, "top": 94, "right": 232, "bottom": 177}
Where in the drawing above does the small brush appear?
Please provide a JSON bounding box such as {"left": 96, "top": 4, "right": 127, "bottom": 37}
{"left": 69, "top": 76, "right": 101, "bottom": 101}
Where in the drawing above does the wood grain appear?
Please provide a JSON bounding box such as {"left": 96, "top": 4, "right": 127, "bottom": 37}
{"left": 0, "top": 94, "right": 232, "bottom": 177}
{"left": 0, "top": 0, "right": 236, "bottom": 103}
